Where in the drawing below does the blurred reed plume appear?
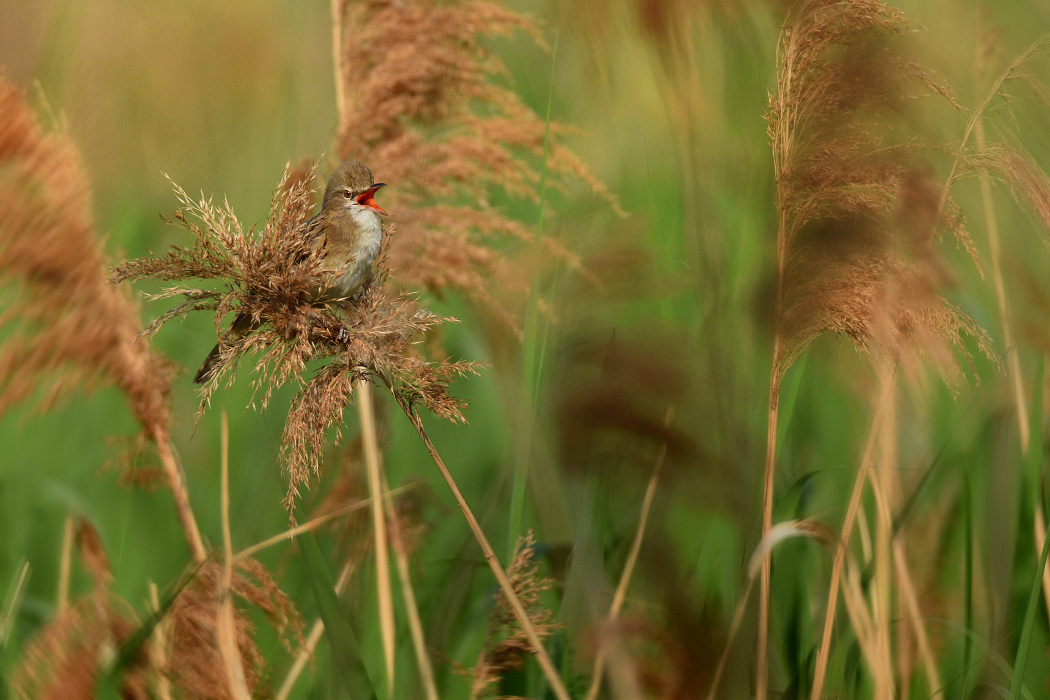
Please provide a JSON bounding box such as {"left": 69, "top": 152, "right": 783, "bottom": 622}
{"left": 112, "top": 164, "right": 478, "bottom": 509}
{"left": 165, "top": 559, "right": 302, "bottom": 700}
{"left": 0, "top": 76, "right": 172, "bottom": 444}
{"left": 11, "top": 521, "right": 150, "bottom": 700}
{"left": 467, "top": 531, "right": 557, "bottom": 698}
{"left": 0, "top": 75, "right": 204, "bottom": 561}
{"left": 759, "top": 1, "right": 995, "bottom": 696}
{"left": 333, "top": 0, "right": 618, "bottom": 330}
{"left": 767, "top": 0, "right": 988, "bottom": 381}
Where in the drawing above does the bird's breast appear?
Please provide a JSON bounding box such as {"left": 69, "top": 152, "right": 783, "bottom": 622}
{"left": 324, "top": 209, "right": 383, "bottom": 298}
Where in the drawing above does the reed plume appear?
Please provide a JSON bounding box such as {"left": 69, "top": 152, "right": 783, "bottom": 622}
{"left": 112, "top": 164, "right": 478, "bottom": 510}
{"left": 333, "top": 0, "right": 617, "bottom": 330}
{"left": 165, "top": 558, "right": 302, "bottom": 700}
{"left": 759, "top": 1, "right": 994, "bottom": 695}
{"left": 0, "top": 76, "right": 204, "bottom": 561}
{"left": 11, "top": 521, "right": 151, "bottom": 700}
{"left": 467, "top": 531, "right": 558, "bottom": 698}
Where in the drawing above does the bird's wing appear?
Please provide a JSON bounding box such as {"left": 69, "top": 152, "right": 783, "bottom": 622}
{"left": 295, "top": 213, "right": 327, "bottom": 264}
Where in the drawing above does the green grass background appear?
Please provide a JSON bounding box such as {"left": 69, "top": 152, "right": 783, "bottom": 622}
{"left": 3, "top": 0, "right": 1050, "bottom": 697}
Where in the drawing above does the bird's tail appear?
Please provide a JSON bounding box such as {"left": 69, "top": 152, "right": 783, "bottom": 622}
{"left": 193, "top": 314, "right": 258, "bottom": 384}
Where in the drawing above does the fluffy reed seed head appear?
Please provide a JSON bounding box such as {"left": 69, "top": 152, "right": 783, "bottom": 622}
{"left": 165, "top": 558, "right": 302, "bottom": 699}
{"left": 468, "top": 531, "right": 558, "bottom": 697}
{"left": 11, "top": 521, "right": 151, "bottom": 700}
{"left": 767, "top": 0, "right": 993, "bottom": 384}
{"left": 334, "top": 0, "right": 620, "bottom": 332}
{"left": 0, "top": 76, "right": 172, "bottom": 442}
{"left": 113, "top": 163, "right": 479, "bottom": 510}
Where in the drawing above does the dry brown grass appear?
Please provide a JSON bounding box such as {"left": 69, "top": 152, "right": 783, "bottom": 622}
{"left": 0, "top": 74, "right": 205, "bottom": 560}
{"left": 759, "top": 1, "right": 998, "bottom": 696}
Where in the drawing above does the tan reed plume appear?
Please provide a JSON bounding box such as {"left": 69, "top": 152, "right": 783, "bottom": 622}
{"left": 760, "top": 1, "right": 996, "bottom": 696}
{"left": 333, "top": 0, "right": 619, "bottom": 331}
{"left": 0, "top": 76, "right": 205, "bottom": 561}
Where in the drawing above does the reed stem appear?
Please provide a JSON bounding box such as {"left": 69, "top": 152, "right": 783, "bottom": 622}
{"left": 389, "top": 388, "right": 570, "bottom": 700}
{"left": 811, "top": 366, "right": 894, "bottom": 700}
{"left": 357, "top": 382, "right": 396, "bottom": 696}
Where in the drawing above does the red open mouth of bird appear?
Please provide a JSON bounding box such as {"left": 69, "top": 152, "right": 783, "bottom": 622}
{"left": 356, "top": 183, "right": 387, "bottom": 216}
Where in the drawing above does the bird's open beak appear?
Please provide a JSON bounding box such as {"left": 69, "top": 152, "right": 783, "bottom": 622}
{"left": 356, "top": 183, "right": 387, "bottom": 216}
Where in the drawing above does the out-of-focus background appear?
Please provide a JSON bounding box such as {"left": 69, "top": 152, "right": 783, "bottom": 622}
{"left": 4, "top": 0, "right": 1050, "bottom": 697}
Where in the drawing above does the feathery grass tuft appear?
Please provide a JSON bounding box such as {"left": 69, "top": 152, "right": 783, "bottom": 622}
{"left": 113, "top": 165, "right": 480, "bottom": 509}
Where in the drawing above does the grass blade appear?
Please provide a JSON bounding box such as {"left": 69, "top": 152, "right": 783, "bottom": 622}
{"left": 299, "top": 529, "right": 375, "bottom": 699}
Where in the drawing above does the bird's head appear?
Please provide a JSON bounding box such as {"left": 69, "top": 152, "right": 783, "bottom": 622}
{"left": 321, "top": 160, "right": 387, "bottom": 216}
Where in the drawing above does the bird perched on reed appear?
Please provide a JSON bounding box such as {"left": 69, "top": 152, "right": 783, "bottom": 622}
{"left": 193, "top": 160, "right": 387, "bottom": 383}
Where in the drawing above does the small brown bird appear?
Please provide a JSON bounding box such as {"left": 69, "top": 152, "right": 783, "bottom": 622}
{"left": 193, "top": 160, "right": 387, "bottom": 383}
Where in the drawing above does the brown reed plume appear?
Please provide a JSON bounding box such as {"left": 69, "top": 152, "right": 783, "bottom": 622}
{"left": 758, "top": 2, "right": 994, "bottom": 696}
{"left": 164, "top": 558, "right": 303, "bottom": 700}
{"left": 11, "top": 521, "right": 152, "bottom": 700}
{"left": 112, "top": 164, "right": 478, "bottom": 510}
{"left": 332, "top": 0, "right": 618, "bottom": 329}
{"left": 466, "top": 531, "right": 558, "bottom": 699}
{"left": 0, "top": 76, "right": 204, "bottom": 561}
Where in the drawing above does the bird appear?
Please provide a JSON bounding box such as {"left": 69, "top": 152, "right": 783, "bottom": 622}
{"left": 193, "top": 160, "right": 387, "bottom": 384}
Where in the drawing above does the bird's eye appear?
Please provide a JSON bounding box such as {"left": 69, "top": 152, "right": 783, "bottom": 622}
{"left": 343, "top": 189, "right": 353, "bottom": 198}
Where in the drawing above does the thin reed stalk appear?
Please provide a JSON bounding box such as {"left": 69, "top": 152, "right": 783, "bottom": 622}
{"left": 871, "top": 361, "right": 897, "bottom": 700}
{"left": 893, "top": 539, "right": 943, "bottom": 699}
{"left": 331, "top": 0, "right": 347, "bottom": 127}
{"left": 974, "top": 109, "right": 1050, "bottom": 622}
{"left": 217, "top": 411, "right": 251, "bottom": 700}
{"left": 936, "top": 37, "right": 1049, "bottom": 221}
{"left": 357, "top": 382, "right": 396, "bottom": 696}
{"left": 585, "top": 406, "right": 673, "bottom": 700}
{"left": 811, "top": 365, "right": 894, "bottom": 700}
{"left": 157, "top": 439, "right": 207, "bottom": 563}
{"left": 707, "top": 574, "right": 756, "bottom": 700}
{"left": 56, "top": 516, "right": 73, "bottom": 614}
{"left": 758, "top": 353, "right": 781, "bottom": 700}
{"left": 235, "top": 484, "right": 416, "bottom": 562}
{"left": 388, "top": 387, "right": 570, "bottom": 700}
{"left": 149, "top": 582, "right": 174, "bottom": 700}
{"left": 381, "top": 469, "right": 440, "bottom": 700}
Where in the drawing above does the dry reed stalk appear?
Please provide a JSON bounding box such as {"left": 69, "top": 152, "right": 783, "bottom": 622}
{"left": 811, "top": 366, "right": 894, "bottom": 699}
{"left": 216, "top": 412, "right": 251, "bottom": 700}
{"left": 764, "top": 2, "right": 999, "bottom": 693}
{"left": 390, "top": 387, "right": 570, "bottom": 700}
{"left": 0, "top": 77, "right": 205, "bottom": 563}
{"left": 275, "top": 560, "right": 357, "bottom": 700}
{"left": 584, "top": 406, "right": 674, "bottom": 700}
{"left": 469, "top": 531, "right": 558, "bottom": 698}
{"left": 148, "top": 583, "right": 174, "bottom": 700}
{"left": 380, "top": 469, "right": 440, "bottom": 700}
{"left": 871, "top": 361, "right": 896, "bottom": 700}
{"left": 56, "top": 515, "right": 73, "bottom": 614}
{"left": 356, "top": 382, "right": 396, "bottom": 695}
{"left": 863, "top": 455, "right": 943, "bottom": 698}
{"left": 707, "top": 519, "right": 836, "bottom": 700}
{"left": 235, "top": 483, "right": 416, "bottom": 561}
